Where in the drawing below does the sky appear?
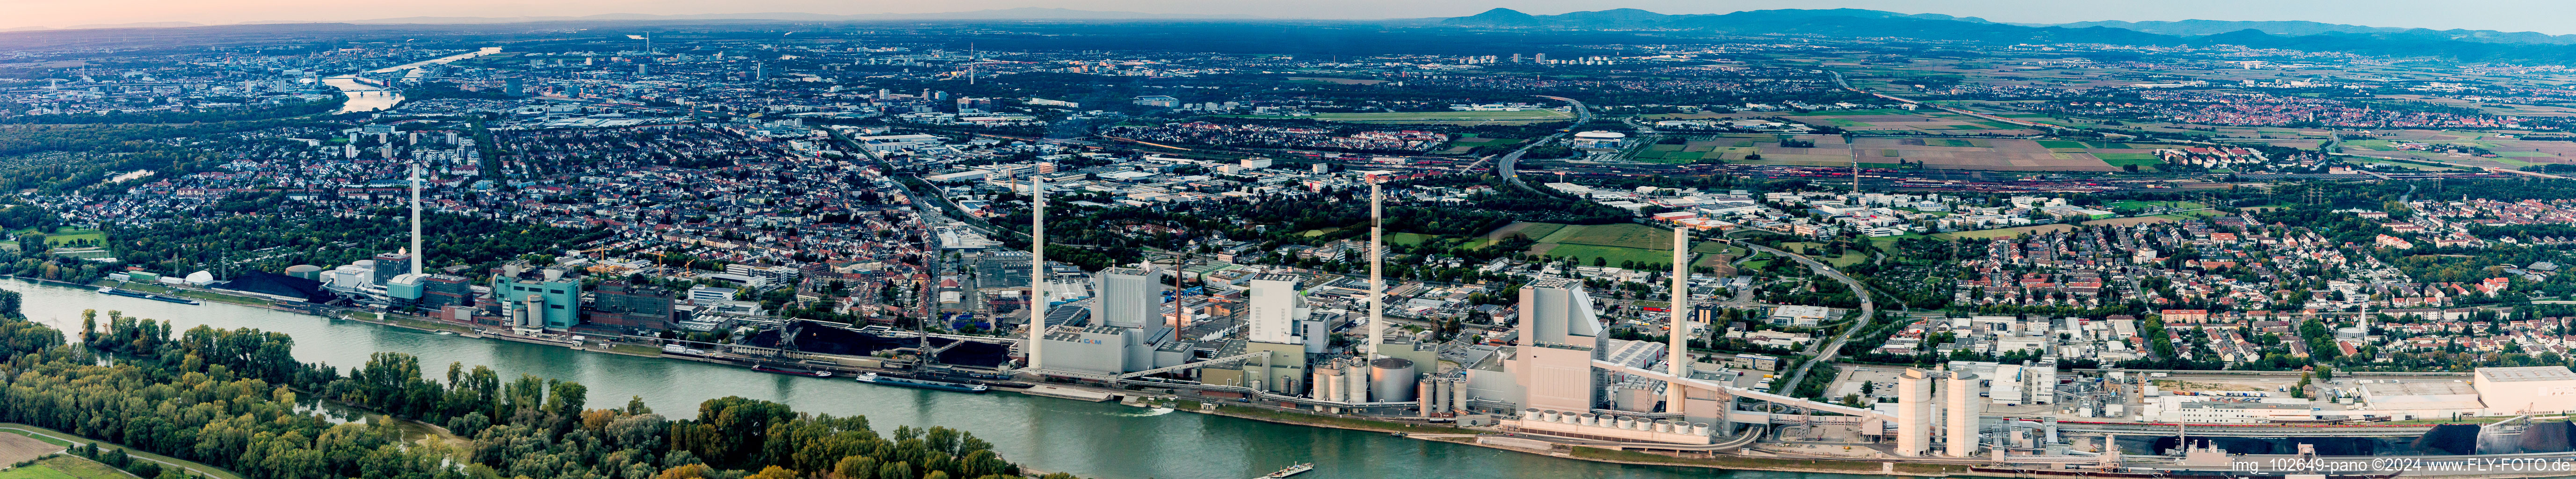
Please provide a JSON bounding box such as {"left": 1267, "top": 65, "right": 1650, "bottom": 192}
{"left": 14, "top": 0, "right": 2576, "bottom": 35}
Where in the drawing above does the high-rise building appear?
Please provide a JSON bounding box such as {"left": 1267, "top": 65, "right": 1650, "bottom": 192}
{"left": 1092, "top": 266, "right": 1163, "bottom": 329}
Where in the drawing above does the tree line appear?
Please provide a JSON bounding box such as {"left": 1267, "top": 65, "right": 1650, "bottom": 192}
{"left": 0, "top": 301, "right": 1076, "bottom": 479}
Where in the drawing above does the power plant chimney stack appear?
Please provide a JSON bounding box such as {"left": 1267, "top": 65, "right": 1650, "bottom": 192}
{"left": 1368, "top": 181, "right": 1384, "bottom": 358}
{"left": 1029, "top": 175, "right": 1047, "bottom": 371}
{"left": 1897, "top": 369, "right": 1932, "bottom": 457}
{"left": 409, "top": 163, "right": 423, "bottom": 276}
{"left": 1667, "top": 226, "right": 1690, "bottom": 416}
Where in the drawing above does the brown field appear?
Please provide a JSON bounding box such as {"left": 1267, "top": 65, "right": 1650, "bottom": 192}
{"left": 0, "top": 431, "right": 64, "bottom": 464}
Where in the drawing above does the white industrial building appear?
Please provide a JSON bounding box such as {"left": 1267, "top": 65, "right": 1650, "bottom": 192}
{"left": 2476, "top": 366, "right": 2576, "bottom": 415}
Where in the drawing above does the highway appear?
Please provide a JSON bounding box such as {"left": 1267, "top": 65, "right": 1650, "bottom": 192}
{"left": 1495, "top": 95, "right": 1593, "bottom": 193}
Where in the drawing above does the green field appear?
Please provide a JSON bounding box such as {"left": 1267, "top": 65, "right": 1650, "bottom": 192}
{"left": 2035, "top": 140, "right": 2088, "bottom": 149}
{"left": 2094, "top": 152, "right": 2166, "bottom": 169}
{"left": 1535, "top": 223, "right": 1680, "bottom": 249}
{"left": 5, "top": 227, "right": 104, "bottom": 248}
{"left": 0, "top": 457, "right": 127, "bottom": 479}
{"left": 1497, "top": 223, "right": 1702, "bottom": 268}
{"left": 1385, "top": 232, "right": 1437, "bottom": 246}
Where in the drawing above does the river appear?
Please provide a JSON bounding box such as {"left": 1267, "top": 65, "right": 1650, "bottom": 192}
{"left": 322, "top": 47, "right": 504, "bottom": 114}
{"left": 7, "top": 280, "right": 1893, "bottom": 479}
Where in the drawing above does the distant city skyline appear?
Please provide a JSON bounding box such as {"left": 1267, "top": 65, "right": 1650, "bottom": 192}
{"left": 12, "top": 0, "right": 2576, "bottom": 35}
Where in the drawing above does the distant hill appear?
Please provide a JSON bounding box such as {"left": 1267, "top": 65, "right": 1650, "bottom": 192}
{"left": 2039, "top": 19, "right": 2576, "bottom": 45}
{"left": 1430, "top": 7, "right": 2576, "bottom": 64}
{"left": 1440, "top": 7, "right": 1993, "bottom": 29}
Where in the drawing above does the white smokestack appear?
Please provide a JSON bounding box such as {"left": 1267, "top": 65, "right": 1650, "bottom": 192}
{"left": 1368, "top": 181, "right": 1384, "bottom": 358}
{"left": 1029, "top": 175, "right": 1046, "bottom": 371}
{"left": 410, "top": 163, "right": 423, "bottom": 276}
{"left": 1668, "top": 226, "right": 1689, "bottom": 415}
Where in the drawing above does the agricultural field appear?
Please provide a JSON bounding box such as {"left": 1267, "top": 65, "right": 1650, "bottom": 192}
{"left": 1774, "top": 109, "right": 2046, "bottom": 136}
{"left": 1623, "top": 134, "right": 1769, "bottom": 164}
{"left": 1230, "top": 109, "right": 1572, "bottom": 125}
{"left": 2334, "top": 137, "right": 2576, "bottom": 170}
{"left": 0, "top": 431, "right": 62, "bottom": 465}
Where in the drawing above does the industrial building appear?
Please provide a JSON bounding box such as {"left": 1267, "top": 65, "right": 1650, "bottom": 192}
{"left": 2476, "top": 365, "right": 2576, "bottom": 415}
{"left": 1094, "top": 266, "right": 1164, "bottom": 328}
{"left": 491, "top": 261, "right": 582, "bottom": 330}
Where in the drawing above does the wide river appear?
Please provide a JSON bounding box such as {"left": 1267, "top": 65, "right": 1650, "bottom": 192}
{"left": 322, "top": 47, "right": 504, "bottom": 113}
{"left": 7, "top": 280, "right": 1887, "bottom": 479}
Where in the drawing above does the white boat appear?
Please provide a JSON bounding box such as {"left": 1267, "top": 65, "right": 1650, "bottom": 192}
{"left": 1258, "top": 463, "right": 1313, "bottom": 479}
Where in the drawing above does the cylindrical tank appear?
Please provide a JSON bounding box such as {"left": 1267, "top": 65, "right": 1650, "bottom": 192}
{"left": 1370, "top": 358, "right": 1418, "bottom": 403}
{"left": 1345, "top": 360, "right": 1368, "bottom": 403}
{"left": 1897, "top": 369, "right": 1931, "bottom": 457}
{"left": 286, "top": 264, "right": 322, "bottom": 280}
{"left": 1574, "top": 414, "right": 1592, "bottom": 426}
{"left": 1433, "top": 378, "right": 1451, "bottom": 412}
{"left": 1520, "top": 408, "right": 1537, "bottom": 420}
{"left": 1449, "top": 377, "right": 1469, "bottom": 412}
{"left": 1541, "top": 410, "right": 1560, "bottom": 422}
{"left": 1946, "top": 370, "right": 1981, "bottom": 457}
{"left": 1616, "top": 417, "right": 1635, "bottom": 429}
{"left": 1315, "top": 368, "right": 1339, "bottom": 401}
{"left": 1422, "top": 376, "right": 1442, "bottom": 414}
{"left": 1692, "top": 423, "right": 1711, "bottom": 436}
{"left": 1655, "top": 420, "right": 1673, "bottom": 433}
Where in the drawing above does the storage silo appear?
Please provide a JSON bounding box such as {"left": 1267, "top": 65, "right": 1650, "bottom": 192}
{"left": 1371, "top": 358, "right": 1418, "bottom": 403}
{"left": 1898, "top": 369, "right": 1932, "bottom": 457}
{"left": 1946, "top": 370, "right": 1981, "bottom": 457}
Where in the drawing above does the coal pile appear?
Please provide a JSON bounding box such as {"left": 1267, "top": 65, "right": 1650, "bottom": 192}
{"left": 2416, "top": 423, "right": 2480, "bottom": 455}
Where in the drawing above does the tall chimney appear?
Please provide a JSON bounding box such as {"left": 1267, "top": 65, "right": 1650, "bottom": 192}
{"left": 1667, "top": 226, "right": 1690, "bottom": 416}
{"left": 410, "top": 163, "right": 424, "bottom": 276}
{"left": 1028, "top": 175, "right": 1047, "bottom": 371}
{"left": 1368, "top": 181, "right": 1384, "bottom": 358}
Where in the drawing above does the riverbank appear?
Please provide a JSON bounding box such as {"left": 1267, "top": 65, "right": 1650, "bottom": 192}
{"left": 19, "top": 276, "right": 1960, "bottom": 476}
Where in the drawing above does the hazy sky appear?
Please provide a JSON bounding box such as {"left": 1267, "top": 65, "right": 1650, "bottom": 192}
{"left": 17, "top": 0, "right": 2576, "bottom": 35}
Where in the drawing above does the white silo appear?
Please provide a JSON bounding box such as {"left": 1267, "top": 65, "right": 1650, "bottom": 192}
{"left": 1947, "top": 370, "right": 1981, "bottom": 457}
{"left": 1897, "top": 369, "right": 1932, "bottom": 457}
